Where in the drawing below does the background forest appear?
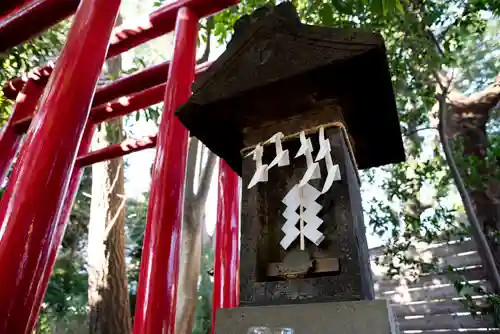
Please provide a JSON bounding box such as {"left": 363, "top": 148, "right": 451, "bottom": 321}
{"left": 0, "top": 0, "right": 499, "bottom": 332}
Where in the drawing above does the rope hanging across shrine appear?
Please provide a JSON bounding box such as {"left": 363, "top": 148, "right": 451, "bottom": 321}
{"left": 240, "top": 121, "right": 361, "bottom": 184}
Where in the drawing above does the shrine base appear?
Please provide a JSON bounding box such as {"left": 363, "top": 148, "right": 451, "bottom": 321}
{"left": 214, "top": 300, "right": 399, "bottom": 334}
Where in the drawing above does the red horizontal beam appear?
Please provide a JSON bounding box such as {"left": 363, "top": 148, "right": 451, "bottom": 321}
{"left": 92, "top": 61, "right": 170, "bottom": 107}
{"left": 3, "top": 64, "right": 54, "bottom": 107}
{"left": 0, "top": 0, "right": 80, "bottom": 54}
{"left": 107, "top": 0, "right": 238, "bottom": 58}
{"left": 2, "top": 0, "right": 237, "bottom": 99}
{"left": 10, "top": 68, "right": 52, "bottom": 124}
{"left": 9, "top": 59, "right": 171, "bottom": 115}
{"left": 91, "top": 61, "right": 211, "bottom": 122}
{"left": 0, "top": 0, "right": 34, "bottom": 18}
{"left": 93, "top": 60, "right": 211, "bottom": 108}
{"left": 76, "top": 135, "right": 157, "bottom": 167}
{"left": 12, "top": 83, "right": 165, "bottom": 133}
{"left": 12, "top": 61, "right": 211, "bottom": 132}
{"left": 91, "top": 83, "right": 166, "bottom": 123}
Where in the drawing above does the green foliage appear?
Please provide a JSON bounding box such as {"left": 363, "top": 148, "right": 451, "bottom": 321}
{"left": 451, "top": 271, "right": 500, "bottom": 326}
{"left": 37, "top": 170, "right": 91, "bottom": 332}
{"left": 0, "top": 21, "right": 68, "bottom": 126}
{"left": 210, "top": 0, "right": 500, "bottom": 324}
{"left": 0, "top": 0, "right": 497, "bottom": 331}
{"left": 193, "top": 247, "right": 214, "bottom": 334}
{"left": 42, "top": 258, "right": 88, "bottom": 317}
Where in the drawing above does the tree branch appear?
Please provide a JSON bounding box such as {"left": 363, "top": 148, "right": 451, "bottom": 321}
{"left": 196, "top": 16, "right": 213, "bottom": 65}
{"left": 403, "top": 126, "right": 437, "bottom": 138}
{"left": 455, "top": 75, "right": 500, "bottom": 111}
{"left": 437, "top": 93, "right": 500, "bottom": 294}
{"left": 106, "top": 164, "right": 122, "bottom": 196}
{"left": 104, "top": 193, "right": 127, "bottom": 241}
{"left": 194, "top": 148, "right": 217, "bottom": 204}
{"left": 183, "top": 16, "right": 214, "bottom": 202}
{"left": 401, "top": 0, "right": 447, "bottom": 91}
{"left": 197, "top": 138, "right": 204, "bottom": 182}
{"left": 437, "top": 2, "right": 471, "bottom": 41}
{"left": 200, "top": 211, "right": 213, "bottom": 248}
{"left": 406, "top": 0, "right": 445, "bottom": 57}
{"left": 184, "top": 137, "right": 200, "bottom": 202}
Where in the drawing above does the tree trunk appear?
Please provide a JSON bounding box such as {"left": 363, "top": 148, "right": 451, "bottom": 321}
{"left": 404, "top": 0, "right": 500, "bottom": 270}
{"left": 88, "top": 13, "right": 132, "bottom": 334}
{"left": 88, "top": 118, "right": 131, "bottom": 334}
{"left": 444, "top": 76, "right": 500, "bottom": 269}
{"left": 175, "top": 207, "right": 203, "bottom": 334}
{"left": 175, "top": 138, "right": 217, "bottom": 334}
{"left": 88, "top": 115, "right": 131, "bottom": 334}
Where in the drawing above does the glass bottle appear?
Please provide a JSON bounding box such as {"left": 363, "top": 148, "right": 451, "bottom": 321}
{"left": 247, "top": 326, "right": 295, "bottom": 333}
{"left": 272, "top": 328, "right": 295, "bottom": 334}
{"left": 247, "top": 326, "right": 272, "bottom": 334}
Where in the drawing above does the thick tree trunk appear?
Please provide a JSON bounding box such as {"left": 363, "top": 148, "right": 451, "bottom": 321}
{"left": 176, "top": 208, "right": 203, "bottom": 334}
{"left": 88, "top": 13, "right": 132, "bottom": 334}
{"left": 105, "top": 144, "right": 131, "bottom": 333}
{"left": 88, "top": 116, "right": 131, "bottom": 334}
{"left": 444, "top": 75, "right": 500, "bottom": 269}
{"left": 175, "top": 138, "right": 217, "bottom": 334}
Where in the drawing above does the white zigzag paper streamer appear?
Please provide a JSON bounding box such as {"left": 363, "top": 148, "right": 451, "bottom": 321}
{"left": 315, "top": 127, "right": 341, "bottom": 193}
{"left": 280, "top": 183, "right": 324, "bottom": 250}
{"left": 295, "top": 131, "right": 320, "bottom": 187}
{"left": 266, "top": 132, "right": 290, "bottom": 169}
{"left": 247, "top": 144, "right": 268, "bottom": 189}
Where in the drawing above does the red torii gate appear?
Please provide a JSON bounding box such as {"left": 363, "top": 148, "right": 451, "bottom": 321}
{"left": 0, "top": 0, "right": 240, "bottom": 333}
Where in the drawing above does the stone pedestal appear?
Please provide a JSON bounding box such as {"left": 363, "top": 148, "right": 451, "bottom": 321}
{"left": 215, "top": 300, "right": 399, "bottom": 334}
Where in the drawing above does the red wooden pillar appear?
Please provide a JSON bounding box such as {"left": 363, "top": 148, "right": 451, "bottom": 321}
{"left": 25, "top": 125, "right": 95, "bottom": 331}
{"left": 0, "top": 0, "right": 121, "bottom": 331}
{"left": 212, "top": 160, "right": 240, "bottom": 332}
{"left": 133, "top": 7, "right": 198, "bottom": 334}
{"left": 0, "top": 78, "right": 42, "bottom": 183}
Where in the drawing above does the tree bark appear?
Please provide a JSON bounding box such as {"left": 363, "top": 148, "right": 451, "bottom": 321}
{"left": 88, "top": 13, "right": 132, "bottom": 334}
{"left": 175, "top": 138, "right": 217, "bottom": 334}
{"left": 175, "top": 205, "right": 203, "bottom": 334}
{"left": 444, "top": 75, "right": 500, "bottom": 269}
{"left": 88, "top": 116, "right": 131, "bottom": 334}
{"left": 88, "top": 117, "right": 131, "bottom": 334}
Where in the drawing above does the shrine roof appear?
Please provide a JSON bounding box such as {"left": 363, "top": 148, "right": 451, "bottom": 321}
{"left": 176, "top": 2, "right": 405, "bottom": 176}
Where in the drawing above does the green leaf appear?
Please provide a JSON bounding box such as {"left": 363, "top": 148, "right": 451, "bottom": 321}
{"left": 319, "top": 4, "right": 334, "bottom": 25}
{"left": 382, "top": 0, "right": 389, "bottom": 15}
{"left": 214, "top": 22, "right": 226, "bottom": 37}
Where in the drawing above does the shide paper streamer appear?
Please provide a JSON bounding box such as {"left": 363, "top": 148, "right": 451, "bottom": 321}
{"left": 247, "top": 144, "right": 268, "bottom": 189}
{"left": 315, "top": 127, "right": 341, "bottom": 194}
{"left": 266, "top": 132, "right": 290, "bottom": 169}
{"left": 296, "top": 131, "right": 321, "bottom": 187}
{"left": 281, "top": 183, "right": 324, "bottom": 250}
{"left": 245, "top": 129, "right": 343, "bottom": 250}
